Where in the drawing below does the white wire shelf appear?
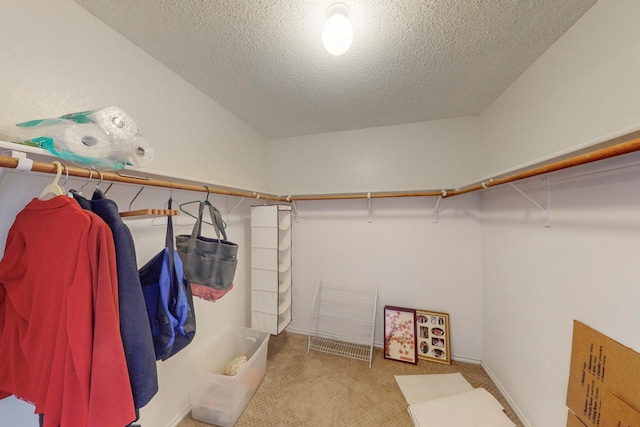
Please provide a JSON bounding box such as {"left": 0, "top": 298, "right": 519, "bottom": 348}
{"left": 307, "top": 336, "right": 373, "bottom": 364}
{"left": 307, "top": 281, "right": 377, "bottom": 367}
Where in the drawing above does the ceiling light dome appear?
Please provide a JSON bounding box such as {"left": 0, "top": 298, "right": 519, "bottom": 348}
{"left": 322, "top": 3, "right": 353, "bottom": 56}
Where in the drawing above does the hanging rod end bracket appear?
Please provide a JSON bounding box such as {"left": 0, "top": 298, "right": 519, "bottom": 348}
{"left": 15, "top": 157, "right": 34, "bottom": 173}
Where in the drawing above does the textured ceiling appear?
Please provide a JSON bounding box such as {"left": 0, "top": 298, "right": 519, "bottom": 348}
{"left": 72, "top": 0, "right": 596, "bottom": 139}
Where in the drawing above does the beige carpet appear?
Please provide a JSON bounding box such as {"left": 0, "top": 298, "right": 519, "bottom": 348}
{"left": 178, "top": 331, "right": 522, "bottom": 427}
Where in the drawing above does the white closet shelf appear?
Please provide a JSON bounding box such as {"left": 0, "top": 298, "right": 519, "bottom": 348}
{"left": 278, "top": 261, "right": 291, "bottom": 273}
{"left": 0, "top": 145, "right": 281, "bottom": 201}
{"left": 278, "top": 277, "right": 292, "bottom": 293}
{"left": 0, "top": 140, "right": 52, "bottom": 157}
{"left": 5, "top": 131, "right": 640, "bottom": 201}
{"left": 278, "top": 297, "right": 292, "bottom": 315}
{"left": 277, "top": 315, "right": 291, "bottom": 331}
{"left": 278, "top": 240, "right": 291, "bottom": 251}
{"left": 278, "top": 221, "right": 291, "bottom": 231}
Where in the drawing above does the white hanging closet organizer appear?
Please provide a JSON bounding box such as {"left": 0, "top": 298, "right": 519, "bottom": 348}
{"left": 250, "top": 204, "right": 293, "bottom": 335}
{"left": 307, "top": 281, "right": 378, "bottom": 367}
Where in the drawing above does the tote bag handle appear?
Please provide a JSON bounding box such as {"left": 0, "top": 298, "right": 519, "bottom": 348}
{"left": 190, "top": 200, "right": 227, "bottom": 242}
{"left": 166, "top": 198, "right": 189, "bottom": 331}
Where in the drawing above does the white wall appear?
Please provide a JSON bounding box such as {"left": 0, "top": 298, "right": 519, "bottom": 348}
{"left": 267, "top": 116, "right": 480, "bottom": 195}
{"left": 0, "top": 0, "right": 264, "bottom": 425}
{"left": 4, "top": 1, "right": 640, "bottom": 427}
{"left": 0, "top": 0, "right": 268, "bottom": 193}
{"left": 479, "top": 0, "right": 640, "bottom": 425}
{"left": 480, "top": 155, "right": 640, "bottom": 426}
{"left": 288, "top": 194, "right": 482, "bottom": 362}
{"left": 480, "top": 0, "right": 640, "bottom": 180}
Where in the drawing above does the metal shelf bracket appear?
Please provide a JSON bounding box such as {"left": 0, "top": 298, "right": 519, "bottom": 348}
{"left": 226, "top": 196, "right": 245, "bottom": 222}
{"left": 507, "top": 178, "right": 551, "bottom": 227}
{"left": 433, "top": 196, "right": 442, "bottom": 223}
{"left": 432, "top": 190, "right": 447, "bottom": 223}
{"left": 287, "top": 197, "right": 300, "bottom": 223}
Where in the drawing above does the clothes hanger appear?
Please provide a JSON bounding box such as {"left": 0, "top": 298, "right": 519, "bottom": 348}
{"left": 151, "top": 187, "right": 193, "bottom": 226}
{"left": 179, "top": 186, "right": 217, "bottom": 226}
{"left": 119, "top": 184, "right": 179, "bottom": 220}
{"left": 61, "top": 164, "right": 69, "bottom": 189}
{"left": 61, "top": 165, "right": 73, "bottom": 198}
{"left": 78, "top": 168, "right": 94, "bottom": 195}
{"left": 93, "top": 169, "right": 104, "bottom": 192}
{"left": 38, "top": 161, "right": 65, "bottom": 200}
{"left": 68, "top": 168, "right": 93, "bottom": 199}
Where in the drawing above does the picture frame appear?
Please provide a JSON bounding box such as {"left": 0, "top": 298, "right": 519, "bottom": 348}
{"left": 416, "top": 310, "right": 451, "bottom": 365}
{"left": 384, "top": 306, "right": 417, "bottom": 364}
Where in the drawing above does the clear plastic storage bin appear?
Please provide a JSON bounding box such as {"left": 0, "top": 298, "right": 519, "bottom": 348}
{"left": 189, "top": 326, "right": 270, "bottom": 427}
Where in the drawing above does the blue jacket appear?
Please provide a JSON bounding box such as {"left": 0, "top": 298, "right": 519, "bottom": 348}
{"left": 73, "top": 190, "right": 159, "bottom": 413}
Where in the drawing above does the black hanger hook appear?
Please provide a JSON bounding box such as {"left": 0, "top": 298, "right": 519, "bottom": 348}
{"left": 204, "top": 185, "right": 210, "bottom": 203}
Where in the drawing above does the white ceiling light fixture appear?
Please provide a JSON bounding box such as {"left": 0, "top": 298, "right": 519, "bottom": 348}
{"left": 322, "top": 3, "right": 353, "bottom": 56}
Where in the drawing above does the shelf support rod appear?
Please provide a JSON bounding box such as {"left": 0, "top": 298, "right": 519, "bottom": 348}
{"left": 507, "top": 182, "right": 544, "bottom": 210}
{"left": 432, "top": 190, "right": 447, "bottom": 223}
{"left": 433, "top": 196, "right": 442, "bottom": 223}
{"left": 507, "top": 178, "right": 551, "bottom": 227}
{"left": 226, "top": 196, "right": 245, "bottom": 222}
{"left": 544, "top": 178, "right": 552, "bottom": 228}
{"left": 288, "top": 197, "right": 300, "bottom": 223}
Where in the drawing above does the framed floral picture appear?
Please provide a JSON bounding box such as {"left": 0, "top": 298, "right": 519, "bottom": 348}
{"left": 384, "top": 306, "right": 417, "bottom": 364}
{"left": 416, "top": 310, "right": 451, "bottom": 365}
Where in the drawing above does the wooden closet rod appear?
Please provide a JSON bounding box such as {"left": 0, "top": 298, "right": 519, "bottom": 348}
{"left": 446, "top": 135, "right": 640, "bottom": 197}
{"left": 2, "top": 133, "right": 640, "bottom": 202}
{"left": 289, "top": 190, "right": 445, "bottom": 201}
{"left": 0, "top": 156, "right": 282, "bottom": 201}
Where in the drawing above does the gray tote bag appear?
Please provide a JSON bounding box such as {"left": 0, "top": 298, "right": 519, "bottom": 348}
{"left": 176, "top": 201, "right": 238, "bottom": 290}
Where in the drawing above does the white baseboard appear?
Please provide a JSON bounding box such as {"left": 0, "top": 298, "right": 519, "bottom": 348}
{"left": 284, "top": 326, "right": 309, "bottom": 336}
{"left": 451, "top": 355, "right": 482, "bottom": 364}
{"left": 168, "top": 404, "right": 192, "bottom": 427}
{"left": 481, "top": 361, "right": 531, "bottom": 427}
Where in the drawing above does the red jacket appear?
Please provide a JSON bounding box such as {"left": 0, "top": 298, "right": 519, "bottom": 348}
{"left": 0, "top": 196, "right": 135, "bottom": 427}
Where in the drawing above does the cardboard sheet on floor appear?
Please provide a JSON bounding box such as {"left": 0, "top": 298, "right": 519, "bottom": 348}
{"left": 566, "top": 320, "right": 640, "bottom": 427}
{"left": 407, "top": 388, "right": 515, "bottom": 427}
{"left": 599, "top": 391, "right": 640, "bottom": 426}
{"left": 394, "top": 373, "right": 474, "bottom": 405}
{"left": 566, "top": 410, "right": 587, "bottom": 427}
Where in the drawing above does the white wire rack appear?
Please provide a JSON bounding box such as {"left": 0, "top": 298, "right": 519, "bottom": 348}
{"left": 307, "top": 281, "right": 378, "bottom": 367}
